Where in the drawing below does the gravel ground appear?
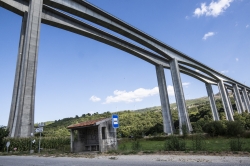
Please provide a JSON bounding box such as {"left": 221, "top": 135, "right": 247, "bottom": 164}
{"left": 0, "top": 154, "right": 250, "bottom": 166}
{"left": 99, "top": 154, "right": 250, "bottom": 164}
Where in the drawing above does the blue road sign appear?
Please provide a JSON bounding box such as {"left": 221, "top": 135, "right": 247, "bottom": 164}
{"left": 112, "top": 114, "right": 119, "bottom": 128}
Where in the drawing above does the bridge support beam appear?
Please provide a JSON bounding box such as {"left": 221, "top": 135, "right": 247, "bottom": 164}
{"left": 233, "top": 92, "right": 241, "bottom": 114}
{"left": 218, "top": 80, "right": 234, "bottom": 121}
{"left": 242, "top": 88, "right": 250, "bottom": 113}
{"left": 170, "top": 58, "right": 192, "bottom": 134}
{"left": 8, "top": 13, "right": 28, "bottom": 137}
{"left": 205, "top": 83, "right": 220, "bottom": 121}
{"left": 226, "top": 88, "right": 234, "bottom": 115}
{"left": 233, "top": 84, "right": 243, "bottom": 114}
{"left": 156, "top": 65, "right": 174, "bottom": 134}
{"left": 240, "top": 92, "right": 246, "bottom": 112}
{"left": 8, "top": 0, "right": 43, "bottom": 137}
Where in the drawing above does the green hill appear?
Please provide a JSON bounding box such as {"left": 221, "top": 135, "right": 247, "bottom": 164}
{"left": 40, "top": 95, "right": 236, "bottom": 138}
{"left": 136, "top": 93, "right": 223, "bottom": 112}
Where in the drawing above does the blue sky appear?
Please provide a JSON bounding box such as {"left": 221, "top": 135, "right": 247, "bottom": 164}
{"left": 0, "top": 0, "right": 249, "bottom": 126}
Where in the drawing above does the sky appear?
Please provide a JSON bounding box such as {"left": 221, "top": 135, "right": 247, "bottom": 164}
{"left": 0, "top": 0, "right": 250, "bottom": 126}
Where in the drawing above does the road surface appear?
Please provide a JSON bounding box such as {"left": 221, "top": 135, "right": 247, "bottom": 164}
{"left": 0, "top": 155, "right": 249, "bottom": 166}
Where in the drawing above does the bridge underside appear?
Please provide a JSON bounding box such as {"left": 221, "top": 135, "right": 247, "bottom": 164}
{"left": 1, "top": 0, "right": 250, "bottom": 137}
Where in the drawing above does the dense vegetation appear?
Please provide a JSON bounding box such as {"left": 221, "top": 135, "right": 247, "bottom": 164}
{"left": 39, "top": 96, "right": 250, "bottom": 138}
{"left": 0, "top": 126, "right": 9, "bottom": 150}
{"left": 2, "top": 137, "right": 70, "bottom": 152}
{"left": 1, "top": 95, "right": 250, "bottom": 153}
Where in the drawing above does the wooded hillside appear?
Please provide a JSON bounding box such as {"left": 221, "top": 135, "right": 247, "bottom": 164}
{"left": 40, "top": 95, "right": 249, "bottom": 138}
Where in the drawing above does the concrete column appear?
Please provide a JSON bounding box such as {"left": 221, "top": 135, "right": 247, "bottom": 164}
{"left": 8, "top": 0, "right": 43, "bottom": 137}
{"left": 205, "top": 83, "right": 220, "bottom": 121}
{"left": 8, "top": 13, "right": 28, "bottom": 137}
{"left": 155, "top": 65, "right": 174, "bottom": 134}
{"left": 169, "top": 58, "right": 192, "bottom": 134}
{"left": 248, "top": 92, "right": 250, "bottom": 102}
{"left": 233, "top": 92, "right": 241, "bottom": 114}
{"left": 240, "top": 92, "right": 246, "bottom": 112}
{"left": 218, "top": 80, "right": 234, "bottom": 121}
{"left": 70, "top": 129, "right": 74, "bottom": 152}
{"left": 233, "top": 84, "right": 243, "bottom": 114}
{"left": 98, "top": 125, "right": 103, "bottom": 152}
{"left": 225, "top": 88, "right": 234, "bottom": 115}
{"left": 242, "top": 88, "right": 250, "bottom": 113}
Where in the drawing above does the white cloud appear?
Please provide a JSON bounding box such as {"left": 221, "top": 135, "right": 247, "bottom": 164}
{"left": 202, "top": 32, "right": 215, "bottom": 40}
{"left": 182, "top": 82, "right": 190, "bottom": 86}
{"left": 246, "top": 25, "right": 249, "bottom": 28}
{"left": 167, "top": 85, "right": 175, "bottom": 96}
{"left": 221, "top": 70, "right": 229, "bottom": 73}
{"left": 167, "top": 83, "right": 189, "bottom": 96}
{"left": 89, "top": 95, "right": 101, "bottom": 102}
{"left": 103, "top": 87, "right": 159, "bottom": 104}
{"left": 236, "top": 58, "right": 239, "bottom": 61}
{"left": 103, "top": 83, "right": 191, "bottom": 104}
{"left": 194, "top": 0, "right": 234, "bottom": 17}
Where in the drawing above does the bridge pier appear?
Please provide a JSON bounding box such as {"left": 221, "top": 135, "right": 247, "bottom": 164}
{"left": 205, "top": 83, "right": 219, "bottom": 121}
{"left": 233, "top": 84, "right": 243, "bottom": 114}
{"left": 232, "top": 91, "right": 241, "bottom": 114}
{"left": 248, "top": 91, "right": 250, "bottom": 106}
{"left": 155, "top": 65, "right": 174, "bottom": 134}
{"left": 170, "top": 58, "right": 192, "bottom": 134}
{"left": 8, "top": 0, "right": 43, "bottom": 137}
{"left": 225, "top": 88, "right": 234, "bottom": 115}
{"left": 8, "top": 12, "right": 28, "bottom": 137}
{"left": 240, "top": 92, "right": 246, "bottom": 112}
{"left": 218, "top": 80, "right": 234, "bottom": 121}
{"left": 242, "top": 88, "right": 250, "bottom": 113}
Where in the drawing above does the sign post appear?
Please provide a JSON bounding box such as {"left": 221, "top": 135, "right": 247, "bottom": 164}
{"left": 112, "top": 114, "right": 119, "bottom": 149}
{"left": 36, "top": 122, "right": 45, "bottom": 153}
{"left": 30, "top": 133, "right": 34, "bottom": 154}
{"left": 112, "top": 114, "right": 119, "bottom": 129}
{"left": 6, "top": 141, "right": 10, "bottom": 153}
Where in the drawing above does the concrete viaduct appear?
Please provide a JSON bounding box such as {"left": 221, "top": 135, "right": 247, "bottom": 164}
{"left": 1, "top": 0, "right": 250, "bottom": 137}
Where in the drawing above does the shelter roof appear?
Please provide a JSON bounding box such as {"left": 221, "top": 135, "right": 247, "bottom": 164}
{"left": 67, "top": 118, "right": 111, "bottom": 129}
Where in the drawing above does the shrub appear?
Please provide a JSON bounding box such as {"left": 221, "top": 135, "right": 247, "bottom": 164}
{"left": 226, "top": 121, "right": 245, "bottom": 137}
{"left": 181, "top": 125, "right": 188, "bottom": 138}
{"left": 164, "top": 135, "right": 186, "bottom": 151}
{"left": 0, "top": 126, "right": 9, "bottom": 151}
{"left": 191, "top": 122, "right": 203, "bottom": 133}
{"left": 203, "top": 121, "right": 226, "bottom": 137}
{"left": 2, "top": 137, "right": 70, "bottom": 152}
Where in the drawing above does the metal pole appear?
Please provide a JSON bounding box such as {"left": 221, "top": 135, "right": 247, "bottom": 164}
{"left": 30, "top": 139, "right": 32, "bottom": 153}
{"left": 39, "top": 132, "right": 41, "bottom": 153}
{"left": 30, "top": 133, "right": 33, "bottom": 154}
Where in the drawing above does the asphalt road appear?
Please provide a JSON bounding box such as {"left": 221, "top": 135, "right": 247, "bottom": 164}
{"left": 0, "top": 155, "right": 249, "bottom": 166}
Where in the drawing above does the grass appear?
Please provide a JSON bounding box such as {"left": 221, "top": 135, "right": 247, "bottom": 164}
{"left": 117, "top": 137, "right": 250, "bottom": 152}
{"left": 2, "top": 137, "right": 250, "bottom": 156}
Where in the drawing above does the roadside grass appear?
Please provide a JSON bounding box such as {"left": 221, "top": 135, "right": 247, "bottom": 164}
{"left": 0, "top": 147, "right": 71, "bottom": 156}
{"left": 117, "top": 137, "right": 250, "bottom": 153}
{"left": 1, "top": 137, "right": 249, "bottom": 156}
